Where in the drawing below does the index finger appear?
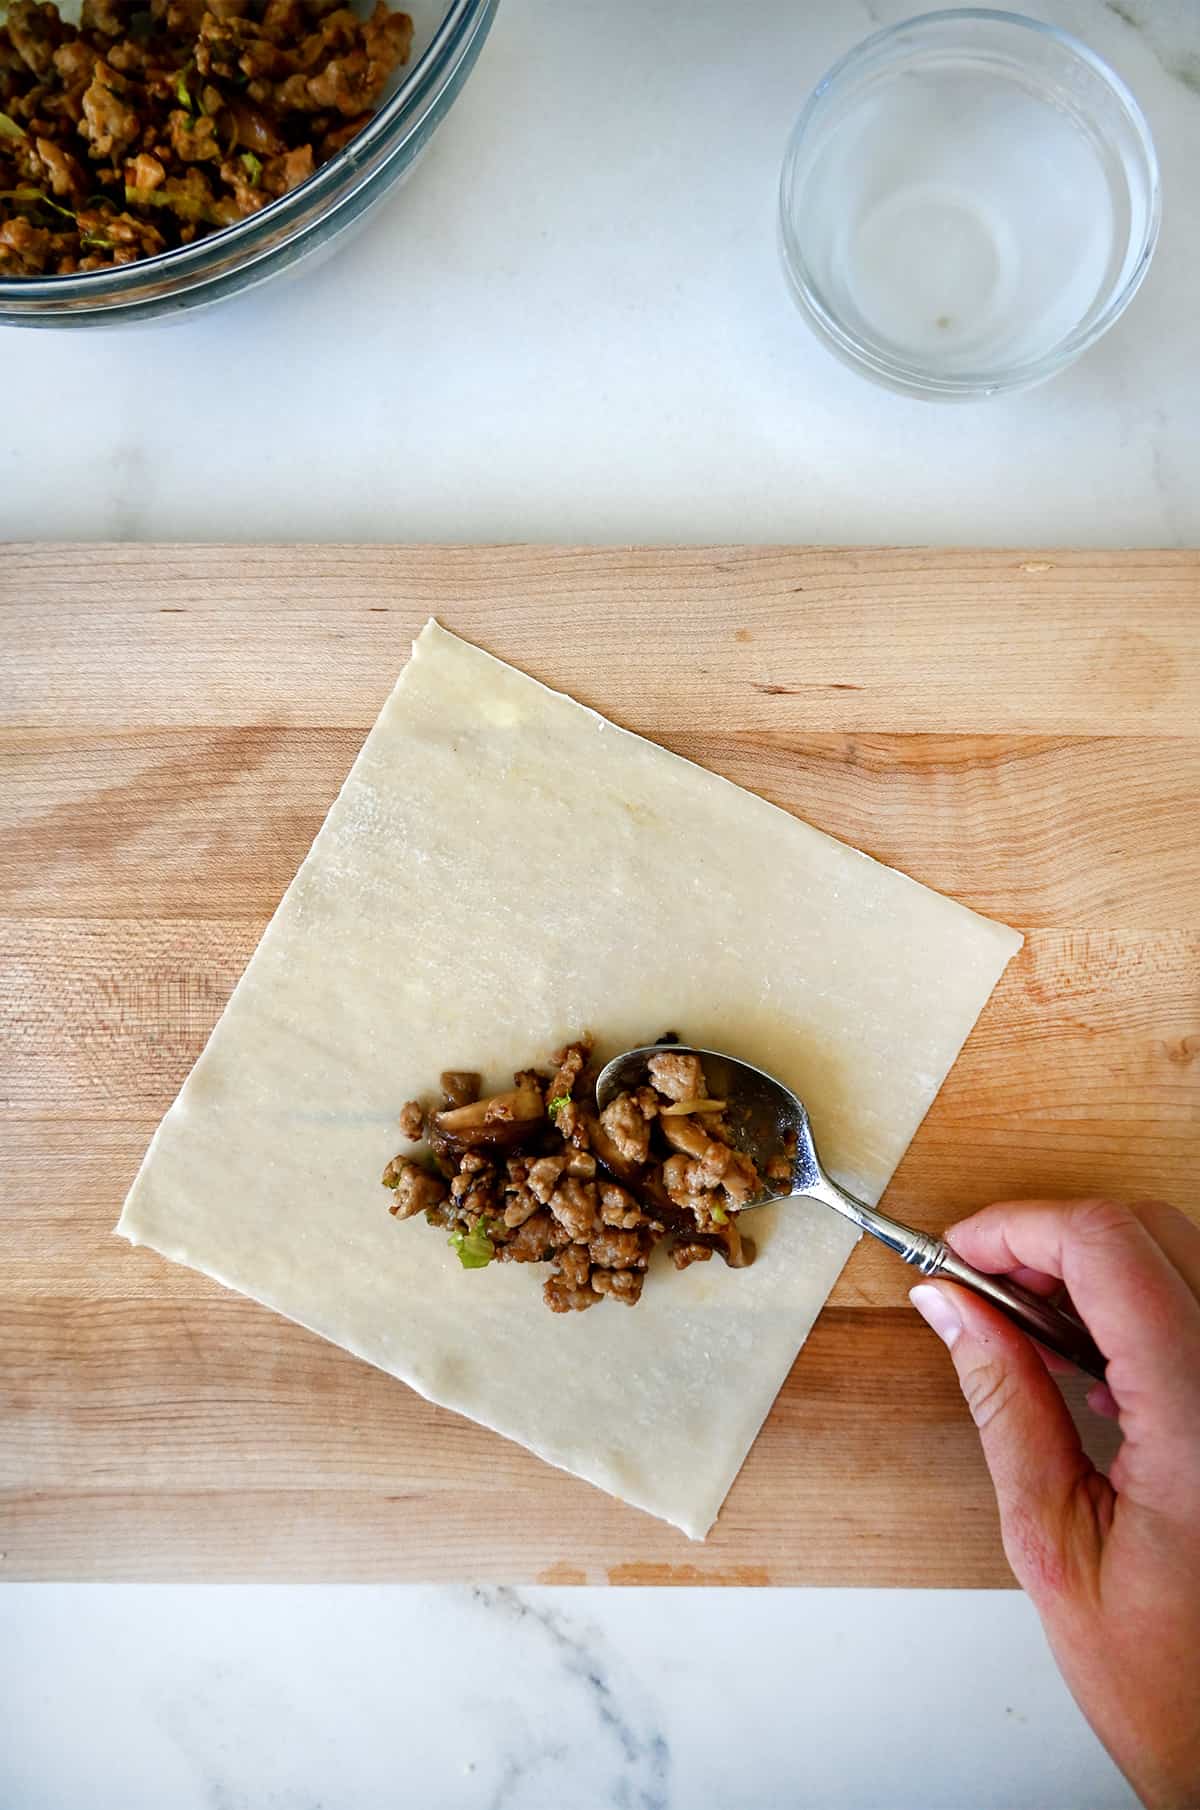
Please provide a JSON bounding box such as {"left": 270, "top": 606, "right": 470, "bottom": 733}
{"left": 946, "top": 1197, "right": 1200, "bottom": 1509}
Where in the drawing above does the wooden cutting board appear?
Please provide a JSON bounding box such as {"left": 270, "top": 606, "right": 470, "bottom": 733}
{"left": 3, "top": 544, "right": 1198, "bottom": 1585}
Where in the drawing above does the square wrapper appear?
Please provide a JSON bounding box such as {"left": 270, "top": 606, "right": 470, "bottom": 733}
{"left": 119, "top": 621, "right": 1021, "bottom": 1537}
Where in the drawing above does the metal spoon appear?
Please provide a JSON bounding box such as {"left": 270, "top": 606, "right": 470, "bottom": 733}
{"left": 596, "top": 1044, "right": 1106, "bottom": 1380}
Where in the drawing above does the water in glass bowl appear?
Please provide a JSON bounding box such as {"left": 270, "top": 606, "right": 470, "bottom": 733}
{"left": 797, "top": 63, "right": 1127, "bottom": 373}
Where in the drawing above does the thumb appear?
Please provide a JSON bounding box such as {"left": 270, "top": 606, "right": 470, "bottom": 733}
{"left": 910, "top": 1281, "right": 1100, "bottom": 1601}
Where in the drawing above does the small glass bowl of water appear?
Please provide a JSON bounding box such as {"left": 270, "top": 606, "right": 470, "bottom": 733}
{"left": 778, "top": 8, "right": 1160, "bottom": 399}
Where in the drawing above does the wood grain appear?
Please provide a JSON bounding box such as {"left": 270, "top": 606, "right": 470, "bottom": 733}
{"left": 5, "top": 544, "right": 1199, "bottom": 733}
{"left": 5, "top": 731, "right": 1199, "bottom": 928}
{"left": 1, "top": 544, "right": 1197, "bottom": 1584}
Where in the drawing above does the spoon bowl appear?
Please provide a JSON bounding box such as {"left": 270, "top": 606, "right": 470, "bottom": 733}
{"left": 597, "top": 1043, "right": 818, "bottom": 1202}
{"left": 597, "top": 1043, "right": 1106, "bottom": 1380}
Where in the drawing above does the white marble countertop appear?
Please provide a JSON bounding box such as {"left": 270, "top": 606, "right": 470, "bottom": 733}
{"left": 5, "top": 0, "right": 1195, "bottom": 1804}
{"left": 3, "top": 1586, "right": 1138, "bottom": 1808}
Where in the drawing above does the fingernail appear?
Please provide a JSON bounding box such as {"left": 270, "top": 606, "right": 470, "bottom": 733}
{"left": 910, "top": 1284, "right": 962, "bottom": 1349}
{"left": 1086, "top": 1381, "right": 1119, "bottom": 1421}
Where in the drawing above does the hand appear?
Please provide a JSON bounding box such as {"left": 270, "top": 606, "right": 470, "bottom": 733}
{"left": 909, "top": 1198, "right": 1200, "bottom": 1810}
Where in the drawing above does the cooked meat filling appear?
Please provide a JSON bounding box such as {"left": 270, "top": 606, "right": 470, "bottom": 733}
{"left": 382, "top": 1156, "right": 445, "bottom": 1222}
{"left": 0, "top": 0, "right": 412, "bottom": 274}
{"left": 380, "top": 1037, "right": 769, "bottom": 1313}
{"left": 646, "top": 1049, "right": 707, "bottom": 1102}
{"left": 397, "top": 1098, "right": 423, "bottom": 1141}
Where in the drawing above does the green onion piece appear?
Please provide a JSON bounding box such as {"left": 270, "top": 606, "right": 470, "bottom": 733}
{"left": 0, "top": 186, "right": 77, "bottom": 221}
{"left": 240, "top": 151, "right": 262, "bottom": 186}
{"left": 126, "top": 182, "right": 212, "bottom": 224}
{"left": 547, "top": 1093, "right": 571, "bottom": 1117}
{"left": 710, "top": 1204, "right": 729, "bottom": 1225}
{"left": 174, "top": 70, "right": 193, "bottom": 110}
{"left": 0, "top": 111, "right": 27, "bottom": 142}
{"left": 448, "top": 1220, "right": 495, "bottom": 1269}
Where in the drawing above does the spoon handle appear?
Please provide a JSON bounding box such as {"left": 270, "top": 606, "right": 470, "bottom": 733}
{"left": 820, "top": 1190, "right": 1107, "bottom": 1381}
{"left": 929, "top": 1244, "right": 1107, "bottom": 1381}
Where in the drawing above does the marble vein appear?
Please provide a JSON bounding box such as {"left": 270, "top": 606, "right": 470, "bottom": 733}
{"left": 1102, "top": 0, "right": 1200, "bottom": 96}
{"left": 472, "top": 1588, "right": 671, "bottom": 1810}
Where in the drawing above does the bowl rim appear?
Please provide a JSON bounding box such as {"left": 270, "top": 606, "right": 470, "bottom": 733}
{"left": 777, "top": 6, "right": 1163, "bottom": 398}
{"left": 0, "top": 0, "right": 489, "bottom": 309}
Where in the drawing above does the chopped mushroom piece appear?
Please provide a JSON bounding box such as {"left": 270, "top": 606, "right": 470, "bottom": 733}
{"left": 430, "top": 1085, "right": 546, "bottom": 1158}
{"left": 658, "top": 1114, "right": 714, "bottom": 1160}
{"left": 440, "top": 1070, "right": 481, "bottom": 1109}
{"left": 660, "top": 1117, "right": 736, "bottom": 1189}
{"left": 718, "top": 1149, "right": 761, "bottom": 1207}
{"left": 717, "top": 1221, "right": 756, "bottom": 1268}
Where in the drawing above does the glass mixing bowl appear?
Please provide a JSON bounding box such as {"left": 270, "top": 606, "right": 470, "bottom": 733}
{"left": 778, "top": 9, "right": 1161, "bottom": 399}
{"left": 0, "top": 0, "right": 497, "bottom": 327}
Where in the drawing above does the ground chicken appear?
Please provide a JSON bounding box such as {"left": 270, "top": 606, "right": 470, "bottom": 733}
{"left": 588, "top": 1227, "right": 645, "bottom": 1270}
{"left": 599, "top": 1182, "right": 644, "bottom": 1229}
{"left": 547, "top": 1037, "right": 590, "bottom": 1105}
{"left": 717, "top": 1149, "right": 761, "bottom": 1206}
{"left": 80, "top": 63, "right": 140, "bottom": 156}
{"left": 548, "top": 1175, "right": 599, "bottom": 1241}
{"left": 647, "top": 1051, "right": 707, "bottom": 1102}
{"left": 502, "top": 1187, "right": 540, "bottom": 1229}
{"left": 599, "top": 1092, "right": 651, "bottom": 1166}
{"left": 544, "top": 1275, "right": 600, "bottom": 1313}
{"left": 591, "top": 1268, "right": 644, "bottom": 1304}
{"left": 526, "top": 1154, "right": 566, "bottom": 1205}
{"left": 555, "top": 1244, "right": 591, "bottom": 1289}
{"left": 383, "top": 1159, "right": 446, "bottom": 1222}
{"left": 671, "top": 1242, "right": 714, "bottom": 1270}
{"left": 496, "top": 1210, "right": 558, "bottom": 1264}
{"left": 397, "top": 1099, "right": 424, "bottom": 1141}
